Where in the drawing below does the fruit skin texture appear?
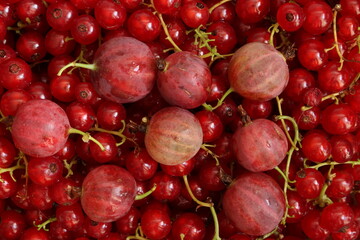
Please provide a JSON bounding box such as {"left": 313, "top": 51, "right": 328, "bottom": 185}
{"left": 11, "top": 99, "right": 70, "bottom": 157}
{"left": 145, "top": 107, "right": 203, "bottom": 165}
{"left": 222, "top": 172, "right": 285, "bottom": 236}
{"left": 228, "top": 42, "right": 289, "bottom": 101}
{"left": 91, "top": 36, "right": 156, "bottom": 103}
{"left": 157, "top": 51, "right": 211, "bottom": 109}
{"left": 81, "top": 165, "right": 137, "bottom": 223}
{"left": 232, "top": 119, "right": 288, "bottom": 172}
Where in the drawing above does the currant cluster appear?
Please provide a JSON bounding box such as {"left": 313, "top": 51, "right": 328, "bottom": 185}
{"left": 0, "top": 0, "right": 359, "bottom": 239}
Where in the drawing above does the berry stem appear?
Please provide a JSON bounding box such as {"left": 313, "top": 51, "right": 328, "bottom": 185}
{"left": 0, "top": 157, "right": 25, "bottom": 182}
{"left": 63, "top": 158, "right": 78, "bottom": 178}
{"left": 200, "top": 144, "right": 220, "bottom": 166}
{"left": 134, "top": 184, "right": 157, "bottom": 201}
{"left": 57, "top": 62, "right": 96, "bottom": 76}
{"left": 68, "top": 128, "right": 105, "bottom": 151}
{"left": 208, "top": 0, "right": 232, "bottom": 13}
{"left": 202, "top": 87, "right": 234, "bottom": 111}
{"left": 268, "top": 23, "right": 280, "bottom": 48}
{"left": 274, "top": 166, "right": 296, "bottom": 185}
{"left": 35, "top": 217, "right": 57, "bottom": 231}
{"left": 157, "top": 13, "right": 182, "bottom": 52}
{"left": 331, "top": 4, "right": 345, "bottom": 70}
{"left": 183, "top": 175, "right": 221, "bottom": 240}
{"left": 276, "top": 97, "right": 298, "bottom": 149}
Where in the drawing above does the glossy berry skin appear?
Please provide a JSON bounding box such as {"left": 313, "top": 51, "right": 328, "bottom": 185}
{"left": 198, "top": 159, "right": 226, "bottom": 191}
{"left": 180, "top": 1, "right": 209, "bottom": 28}
{"left": 71, "top": 15, "right": 101, "bottom": 45}
{"left": 228, "top": 42, "right": 289, "bottom": 101}
{"left": 0, "top": 172, "right": 18, "bottom": 199}
{"left": 301, "top": 210, "right": 330, "bottom": 240}
{"left": 276, "top": 3, "right": 305, "bottom": 32}
{"left": 94, "top": 0, "right": 127, "bottom": 30}
{"left": 45, "top": 30, "right": 75, "bottom": 56}
{"left": 195, "top": 110, "right": 224, "bottom": 143}
{"left": 81, "top": 165, "right": 137, "bottom": 222}
{"left": 232, "top": 118, "right": 288, "bottom": 172}
{"left": 0, "top": 58, "right": 32, "bottom": 90}
{"left": 242, "top": 98, "right": 273, "bottom": 119}
{"left": 49, "top": 177, "right": 82, "bottom": 206}
{"left": 292, "top": 105, "right": 321, "bottom": 130}
{"left": 115, "top": 206, "right": 141, "bottom": 235}
{"left": 171, "top": 212, "right": 206, "bottom": 240}
{"left": 83, "top": 216, "right": 112, "bottom": 239}
{"left": 141, "top": 208, "right": 172, "bottom": 240}
{"left": 321, "top": 103, "right": 358, "bottom": 135}
{"left": 46, "top": 1, "right": 78, "bottom": 31}
{"left": 153, "top": 0, "right": 181, "bottom": 14}
{"left": 50, "top": 74, "right": 81, "bottom": 103}
{"left": 127, "top": 9, "right": 161, "bottom": 42}
{"left": 89, "top": 132, "right": 118, "bottom": 163}
{"left": 161, "top": 157, "right": 195, "bottom": 177}
{"left": 207, "top": 21, "right": 237, "bottom": 54}
{"left": 91, "top": 36, "right": 156, "bottom": 104}
{"left": 223, "top": 172, "right": 285, "bottom": 236}
{"left": 56, "top": 203, "right": 84, "bottom": 232}
{"left": 145, "top": 107, "right": 203, "bottom": 165}
{"left": 301, "top": 130, "right": 331, "bottom": 163}
{"left": 66, "top": 101, "right": 96, "bottom": 132}
{"left": 150, "top": 171, "right": 182, "bottom": 201}
{"left": 326, "top": 169, "right": 354, "bottom": 199}
{"left": 0, "top": 89, "right": 33, "bottom": 117}
{"left": 11, "top": 99, "right": 71, "bottom": 158}
{"left": 96, "top": 100, "right": 126, "bottom": 130}
{"left": 28, "top": 155, "right": 64, "bottom": 187}
{"left": 297, "top": 39, "right": 328, "bottom": 71}
{"left": 317, "top": 62, "right": 353, "bottom": 94}
{"left": 20, "top": 227, "right": 50, "bottom": 240}
{"left": 302, "top": 1, "right": 333, "bottom": 35}
{"left": 125, "top": 149, "right": 158, "bottom": 181}
{"left": 235, "top": 0, "right": 270, "bottom": 24}
{"left": 157, "top": 51, "right": 211, "bottom": 109}
{"left": 0, "top": 136, "right": 17, "bottom": 168}
{"left": 16, "top": 31, "right": 46, "bottom": 63}
{"left": 320, "top": 202, "right": 354, "bottom": 233}
{"left": 282, "top": 68, "right": 315, "bottom": 103}
{"left": 0, "top": 210, "right": 26, "bottom": 240}
{"left": 294, "top": 168, "right": 325, "bottom": 199}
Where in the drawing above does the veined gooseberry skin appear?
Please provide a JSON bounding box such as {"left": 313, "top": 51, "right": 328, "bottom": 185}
{"left": 222, "top": 172, "right": 285, "bottom": 236}
{"left": 228, "top": 42, "right": 289, "bottom": 101}
{"left": 91, "top": 36, "right": 157, "bottom": 104}
{"left": 81, "top": 165, "right": 137, "bottom": 223}
{"left": 11, "top": 99, "right": 71, "bottom": 158}
{"left": 232, "top": 118, "right": 288, "bottom": 172}
{"left": 144, "top": 106, "right": 203, "bottom": 165}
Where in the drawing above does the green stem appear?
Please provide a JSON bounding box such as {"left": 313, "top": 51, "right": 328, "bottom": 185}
{"left": 202, "top": 87, "right": 234, "bottom": 111}
{"left": 68, "top": 128, "right": 105, "bottom": 151}
{"left": 135, "top": 184, "right": 157, "bottom": 201}
{"left": 183, "top": 175, "right": 221, "bottom": 240}
{"left": 157, "top": 13, "right": 182, "bottom": 52}
{"left": 274, "top": 166, "right": 295, "bottom": 184}
{"left": 268, "top": 23, "right": 279, "bottom": 48}
{"left": 0, "top": 157, "right": 25, "bottom": 182}
{"left": 90, "top": 121, "right": 133, "bottom": 147}
{"left": 308, "top": 159, "right": 360, "bottom": 170}
{"left": 208, "top": 0, "right": 232, "bottom": 13}
{"left": 63, "top": 158, "right": 77, "bottom": 178}
{"left": 275, "top": 97, "right": 298, "bottom": 149}
{"left": 332, "top": 4, "right": 344, "bottom": 71}
{"left": 57, "top": 62, "right": 96, "bottom": 76}
{"left": 200, "top": 144, "right": 220, "bottom": 166}
{"left": 35, "top": 217, "right": 57, "bottom": 231}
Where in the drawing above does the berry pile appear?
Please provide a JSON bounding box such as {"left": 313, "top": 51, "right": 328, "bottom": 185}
{"left": 0, "top": 0, "right": 359, "bottom": 239}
